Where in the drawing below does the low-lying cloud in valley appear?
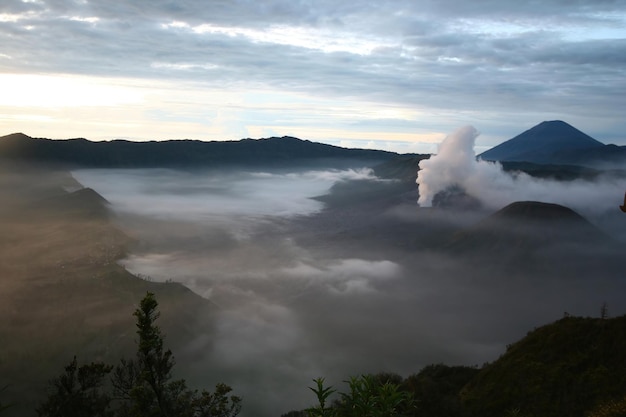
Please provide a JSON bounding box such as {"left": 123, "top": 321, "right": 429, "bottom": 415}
{"left": 72, "top": 148, "right": 626, "bottom": 416}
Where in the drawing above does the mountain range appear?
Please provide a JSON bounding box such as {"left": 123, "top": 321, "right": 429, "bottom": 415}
{"left": 1, "top": 120, "right": 624, "bottom": 171}
{"left": 0, "top": 132, "right": 397, "bottom": 169}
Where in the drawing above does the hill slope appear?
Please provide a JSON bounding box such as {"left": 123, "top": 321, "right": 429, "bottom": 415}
{"left": 445, "top": 201, "right": 609, "bottom": 257}
{"left": 0, "top": 163, "right": 216, "bottom": 416}
{"left": 461, "top": 315, "right": 626, "bottom": 417}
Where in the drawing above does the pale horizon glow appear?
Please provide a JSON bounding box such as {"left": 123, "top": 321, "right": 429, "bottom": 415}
{"left": 0, "top": 73, "right": 448, "bottom": 152}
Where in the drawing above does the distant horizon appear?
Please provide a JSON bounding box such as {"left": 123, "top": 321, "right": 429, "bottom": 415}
{"left": 1, "top": 118, "right": 620, "bottom": 156}
{"left": 2, "top": 130, "right": 422, "bottom": 154}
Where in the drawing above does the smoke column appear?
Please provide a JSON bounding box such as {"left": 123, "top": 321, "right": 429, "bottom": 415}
{"left": 417, "top": 125, "right": 484, "bottom": 206}
{"left": 415, "top": 125, "right": 624, "bottom": 218}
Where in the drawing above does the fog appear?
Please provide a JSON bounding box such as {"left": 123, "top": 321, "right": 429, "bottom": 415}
{"left": 72, "top": 160, "right": 626, "bottom": 416}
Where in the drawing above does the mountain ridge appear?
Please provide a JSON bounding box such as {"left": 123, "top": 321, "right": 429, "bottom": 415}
{"left": 0, "top": 133, "right": 398, "bottom": 169}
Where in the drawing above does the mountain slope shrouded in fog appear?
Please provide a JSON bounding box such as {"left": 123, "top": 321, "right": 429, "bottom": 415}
{"left": 0, "top": 163, "right": 217, "bottom": 417}
{"left": 445, "top": 201, "right": 613, "bottom": 257}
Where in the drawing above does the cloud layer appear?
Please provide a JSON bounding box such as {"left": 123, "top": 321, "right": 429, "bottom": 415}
{"left": 1, "top": 0, "right": 625, "bottom": 149}
{"left": 74, "top": 165, "right": 626, "bottom": 416}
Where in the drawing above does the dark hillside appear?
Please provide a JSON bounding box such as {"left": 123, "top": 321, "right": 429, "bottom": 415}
{"left": 0, "top": 133, "right": 397, "bottom": 169}
{"left": 461, "top": 315, "right": 626, "bottom": 417}
{"left": 445, "top": 201, "right": 610, "bottom": 259}
{"left": 0, "top": 163, "right": 216, "bottom": 416}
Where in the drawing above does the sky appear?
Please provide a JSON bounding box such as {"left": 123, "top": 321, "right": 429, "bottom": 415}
{"left": 1, "top": 0, "right": 625, "bottom": 153}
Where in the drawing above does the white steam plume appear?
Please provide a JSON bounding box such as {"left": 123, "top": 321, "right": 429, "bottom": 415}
{"left": 417, "top": 125, "right": 483, "bottom": 207}
{"left": 416, "top": 125, "right": 624, "bottom": 216}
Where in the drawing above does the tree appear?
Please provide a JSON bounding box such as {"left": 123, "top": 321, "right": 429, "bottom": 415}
{"left": 112, "top": 292, "right": 242, "bottom": 417}
{"left": 113, "top": 292, "right": 177, "bottom": 416}
{"left": 39, "top": 292, "right": 241, "bottom": 417}
{"left": 601, "top": 302, "right": 609, "bottom": 319}
{"left": 36, "top": 356, "right": 113, "bottom": 417}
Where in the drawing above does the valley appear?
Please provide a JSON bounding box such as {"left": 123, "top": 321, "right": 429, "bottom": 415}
{"left": 0, "top": 121, "right": 625, "bottom": 416}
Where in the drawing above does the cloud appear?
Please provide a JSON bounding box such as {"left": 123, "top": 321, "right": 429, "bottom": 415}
{"left": 417, "top": 126, "right": 482, "bottom": 206}
{"left": 1, "top": 0, "right": 625, "bottom": 148}
{"left": 74, "top": 166, "right": 626, "bottom": 417}
{"left": 281, "top": 258, "right": 401, "bottom": 295}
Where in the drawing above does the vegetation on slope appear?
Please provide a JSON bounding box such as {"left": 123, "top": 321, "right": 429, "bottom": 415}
{"left": 0, "top": 163, "right": 215, "bottom": 416}
{"left": 37, "top": 293, "right": 241, "bottom": 417}
{"left": 279, "top": 314, "right": 626, "bottom": 417}
{"left": 461, "top": 314, "right": 626, "bottom": 417}
{"left": 2, "top": 162, "right": 626, "bottom": 417}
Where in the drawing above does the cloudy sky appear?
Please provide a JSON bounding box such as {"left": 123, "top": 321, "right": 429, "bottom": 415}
{"left": 1, "top": 0, "right": 625, "bottom": 152}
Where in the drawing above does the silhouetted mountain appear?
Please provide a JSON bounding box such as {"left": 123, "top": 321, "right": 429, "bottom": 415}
{"left": 461, "top": 315, "right": 626, "bottom": 417}
{"left": 445, "top": 201, "right": 611, "bottom": 260}
{"left": 479, "top": 121, "right": 626, "bottom": 167}
{"left": 0, "top": 133, "right": 397, "bottom": 168}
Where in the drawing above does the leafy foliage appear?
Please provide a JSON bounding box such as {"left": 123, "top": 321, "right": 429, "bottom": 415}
{"left": 288, "top": 316, "right": 626, "bottom": 417}
{"left": 112, "top": 292, "right": 178, "bottom": 416}
{"left": 38, "top": 293, "right": 241, "bottom": 417}
{"left": 36, "top": 357, "right": 113, "bottom": 417}
{"left": 305, "top": 374, "right": 414, "bottom": 417}
{"left": 306, "top": 378, "right": 335, "bottom": 417}
{"left": 461, "top": 315, "right": 626, "bottom": 417}
{"left": 403, "top": 364, "right": 479, "bottom": 417}
{"left": 35, "top": 295, "right": 626, "bottom": 417}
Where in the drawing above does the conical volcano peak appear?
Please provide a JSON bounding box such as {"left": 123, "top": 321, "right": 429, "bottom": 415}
{"left": 525, "top": 120, "right": 599, "bottom": 142}
{"left": 479, "top": 121, "right": 604, "bottom": 163}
